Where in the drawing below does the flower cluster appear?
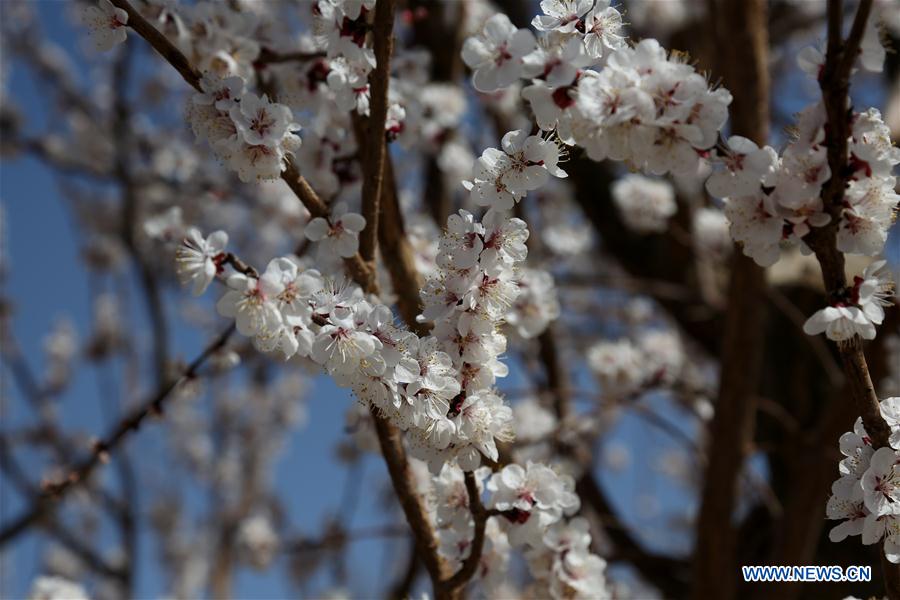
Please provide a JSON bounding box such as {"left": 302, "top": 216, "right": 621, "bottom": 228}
{"left": 803, "top": 260, "right": 893, "bottom": 342}
{"left": 827, "top": 398, "right": 900, "bottom": 563}
{"left": 838, "top": 109, "right": 900, "bottom": 256}
{"left": 611, "top": 174, "right": 677, "bottom": 234}
{"left": 187, "top": 75, "right": 301, "bottom": 182}
{"left": 426, "top": 461, "right": 610, "bottom": 599}
{"left": 708, "top": 105, "right": 899, "bottom": 268}
{"left": 412, "top": 207, "right": 525, "bottom": 470}
{"left": 573, "top": 39, "right": 731, "bottom": 176}
{"left": 463, "top": 0, "right": 625, "bottom": 96}
{"left": 175, "top": 208, "right": 525, "bottom": 474}
{"left": 505, "top": 267, "right": 561, "bottom": 339}
{"left": 464, "top": 129, "right": 567, "bottom": 211}
{"left": 487, "top": 462, "right": 580, "bottom": 546}
{"left": 587, "top": 328, "right": 686, "bottom": 397}
{"left": 490, "top": 463, "right": 610, "bottom": 598}
{"left": 525, "top": 517, "right": 611, "bottom": 599}
{"left": 410, "top": 130, "right": 567, "bottom": 470}
{"left": 314, "top": 0, "right": 377, "bottom": 114}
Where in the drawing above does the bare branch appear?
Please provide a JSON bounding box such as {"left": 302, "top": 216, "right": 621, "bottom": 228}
{"left": 370, "top": 407, "right": 452, "bottom": 588}
{"left": 692, "top": 1, "right": 770, "bottom": 598}
{"left": 0, "top": 325, "right": 235, "bottom": 546}
{"left": 359, "top": 0, "right": 396, "bottom": 264}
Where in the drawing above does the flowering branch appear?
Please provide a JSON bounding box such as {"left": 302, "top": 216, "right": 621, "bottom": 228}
{"left": 108, "top": 0, "right": 201, "bottom": 92}
{"left": 94, "top": 8, "right": 451, "bottom": 596}
{"left": 785, "top": 1, "right": 900, "bottom": 595}
{"left": 803, "top": 0, "right": 889, "bottom": 449}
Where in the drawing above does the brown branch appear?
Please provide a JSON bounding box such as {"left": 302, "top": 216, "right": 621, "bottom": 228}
{"left": 285, "top": 523, "right": 409, "bottom": 553}
{"left": 281, "top": 158, "right": 378, "bottom": 293}
{"left": 221, "top": 252, "right": 259, "bottom": 278}
{"left": 113, "top": 40, "right": 168, "bottom": 393}
{"left": 692, "top": 1, "right": 770, "bottom": 599}
{"left": 280, "top": 158, "right": 330, "bottom": 218}
{"left": 379, "top": 160, "right": 429, "bottom": 335}
{"left": 0, "top": 331, "right": 131, "bottom": 519}
{"left": 359, "top": 0, "right": 396, "bottom": 264}
{"left": 801, "top": 1, "right": 899, "bottom": 596}
{"left": 437, "top": 471, "right": 489, "bottom": 597}
{"left": 0, "top": 325, "right": 235, "bottom": 546}
{"left": 109, "top": 0, "right": 201, "bottom": 92}
{"left": 351, "top": 114, "right": 427, "bottom": 332}
{"left": 0, "top": 436, "right": 128, "bottom": 582}
{"left": 10, "top": 138, "right": 112, "bottom": 180}
{"left": 804, "top": 0, "right": 888, "bottom": 450}
{"left": 370, "top": 407, "right": 452, "bottom": 590}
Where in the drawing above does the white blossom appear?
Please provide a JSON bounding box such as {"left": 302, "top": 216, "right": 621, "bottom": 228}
{"left": 462, "top": 14, "right": 537, "bottom": 92}
{"left": 304, "top": 203, "right": 366, "bottom": 259}
{"left": 611, "top": 174, "right": 677, "bottom": 234}
{"left": 81, "top": 0, "right": 128, "bottom": 52}
{"left": 175, "top": 228, "right": 228, "bottom": 296}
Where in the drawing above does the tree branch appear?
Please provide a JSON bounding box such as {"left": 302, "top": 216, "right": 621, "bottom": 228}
{"left": 109, "top": 0, "right": 201, "bottom": 92}
{"left": 0, "top": 325, "right": 235, "bottom": 546}
{"left": 692, "top": 2, "right": 770, "bottom": 599}
{"left": 437, "top": 471, "right": 489, "bottom": 596}
{"left": 359, "top": 0, "right": 396, "bottom": 264}
{"left": 802, "top": 0, "right": 899, "bottom": 596}
{"left": 805, "top": 0, "right": 887, "bottom": 449}
{"left": 370, "top": 407, "right": 452, "bottom": 589}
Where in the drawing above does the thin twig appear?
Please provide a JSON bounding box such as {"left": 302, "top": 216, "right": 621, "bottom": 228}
{"left": 285, "top": 523, "right": 409, "bottom": 553}
{"left": 0, "top": 325, "right": 234, "bottom": 546}
{"left": 109, "top": 0, "right": 201, "bottom": 92}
